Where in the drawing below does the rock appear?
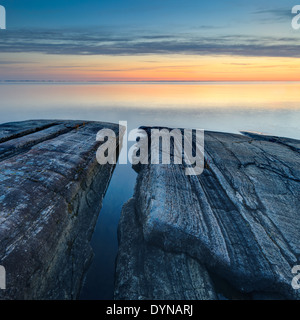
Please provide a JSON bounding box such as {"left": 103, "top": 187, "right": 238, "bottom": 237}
{"left": 115, "top": 128, "right": 300, "bottom": 300}
{"left": 114, "top": 198, "right": 217, "bottom": 300}
{"left": 0, "top": 120, "right": 123, "bottom": 300}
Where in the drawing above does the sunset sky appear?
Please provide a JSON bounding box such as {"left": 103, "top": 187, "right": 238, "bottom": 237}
{"left": 0, "top": 0, "right": 300, "bottom": 81}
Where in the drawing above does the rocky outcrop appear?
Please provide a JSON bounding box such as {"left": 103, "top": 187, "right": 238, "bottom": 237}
{"left": 114, "top": 198, "right": 217, "bottom": 300}
{"left": 115, "top": 129, "right": 300, "bottom": 300}
{"left": 0, "top": 120, "right": 122, "bottom": 299}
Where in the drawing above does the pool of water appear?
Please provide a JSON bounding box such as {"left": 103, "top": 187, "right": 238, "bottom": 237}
{"left": 79, "top": 162, "right": 137, "bottom": 300}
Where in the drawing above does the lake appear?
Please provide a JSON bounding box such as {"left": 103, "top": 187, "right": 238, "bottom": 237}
{"left": 0, "top": 81, "right": 299, "bottom": 299}
{"left": 1, "top": 82, "right": 300, "bottom": 139}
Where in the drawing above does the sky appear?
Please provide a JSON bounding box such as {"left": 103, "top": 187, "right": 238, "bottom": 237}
{"left": 0, "top": 0, "right": 300, "bottom": 81}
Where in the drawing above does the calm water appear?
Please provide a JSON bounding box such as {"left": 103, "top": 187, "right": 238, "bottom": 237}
{"left": 79, "top": 164, "right": 137, "bottom": 300}
{"left": 0, "top": 81, "right": 300, "bottom": 299}
{"left": 1, "top": 82, "right": 300, "bottom": 138}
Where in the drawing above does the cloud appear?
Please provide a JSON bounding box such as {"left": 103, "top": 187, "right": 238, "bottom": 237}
{"left": 0, "top": 28, "right": 300, "bottom": 58}
{"left": 0, "top": 60, "right": 33, "bottom": 64}
{"left": 252, "top": 7, "right": 293, "bottom": 22}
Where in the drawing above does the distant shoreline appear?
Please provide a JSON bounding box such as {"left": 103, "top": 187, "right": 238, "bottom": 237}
{"left": 1, "top": 80, "right": 300, "bottom": 84}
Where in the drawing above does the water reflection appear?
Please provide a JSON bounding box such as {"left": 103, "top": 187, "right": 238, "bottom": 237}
{"left": 0, "top": 82, "right": 300, "bottom": 139}
{"left": 78, "top": 159, "right": 137, "bottom": 300}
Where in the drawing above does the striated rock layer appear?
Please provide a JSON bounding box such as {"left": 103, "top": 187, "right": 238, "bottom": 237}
{"left": 115, "top": 198, "right": 217, "bottom": 300}
{"left": 115, "top": 129, "right": 300, "bottom": 300}
{"left": 0, "top": 120, "right": 122, "bottom": 299}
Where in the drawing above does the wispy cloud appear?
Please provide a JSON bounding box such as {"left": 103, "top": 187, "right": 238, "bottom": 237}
{"left": 0, "top": 60, "right": 32, "bottom": 64}
{"left": 252, "top": 7, "right": 293, "bottom": 22}
{"left": 0, "top": 28, "right": 300, "bottom": 58}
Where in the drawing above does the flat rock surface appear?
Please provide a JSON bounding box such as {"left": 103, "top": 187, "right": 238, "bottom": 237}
{"left": 0, "top": 120, "right": 121, "bottom": 299}
{"left": 115, "top": 129, "right": 300, "bottom": 300}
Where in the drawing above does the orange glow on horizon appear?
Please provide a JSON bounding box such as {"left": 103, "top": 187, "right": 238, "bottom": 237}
{"left": 1, "top": 53, "right": 300, "bottom": 82}
{"left": 5, "top": 82, "right": 298, "bottom": 111}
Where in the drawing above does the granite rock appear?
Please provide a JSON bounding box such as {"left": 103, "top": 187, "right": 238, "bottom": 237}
{"left": 0, "top": 120, "right": 122, "bottom": 299}
{"left": 114, "top": 198, "right": 217, "bottom": 300}
{"left": 115, "top": 129, "right": 300, "bottom": 300}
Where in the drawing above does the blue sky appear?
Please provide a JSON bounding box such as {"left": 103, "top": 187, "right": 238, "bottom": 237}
{"left": 1, "top": 0, "right": 296, "bottom": 32}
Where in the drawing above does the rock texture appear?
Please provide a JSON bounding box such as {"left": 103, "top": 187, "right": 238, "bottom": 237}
{"left": 115, "top": 128, "right": 300, "bottom": 300}
{"left": 115, "top": 198, "right": 217, "bottom": 300}
{"left": 0, "top": 120, "right": 122, "bottom": 299}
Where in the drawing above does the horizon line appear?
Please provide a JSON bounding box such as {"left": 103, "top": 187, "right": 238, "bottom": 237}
{"left": 1, "top": 80, "right": 300, "bottom": 83}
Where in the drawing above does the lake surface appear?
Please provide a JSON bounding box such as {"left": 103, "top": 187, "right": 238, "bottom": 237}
{"left": 1, "top": 82, "right": 300, "bottom": 138}
{"left": 0, "top": 81, "right": 299, "bottom": 299}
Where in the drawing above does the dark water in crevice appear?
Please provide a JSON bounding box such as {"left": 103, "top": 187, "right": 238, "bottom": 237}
{"left": 79, "top": 163, "right": 137, "bottom": 300}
